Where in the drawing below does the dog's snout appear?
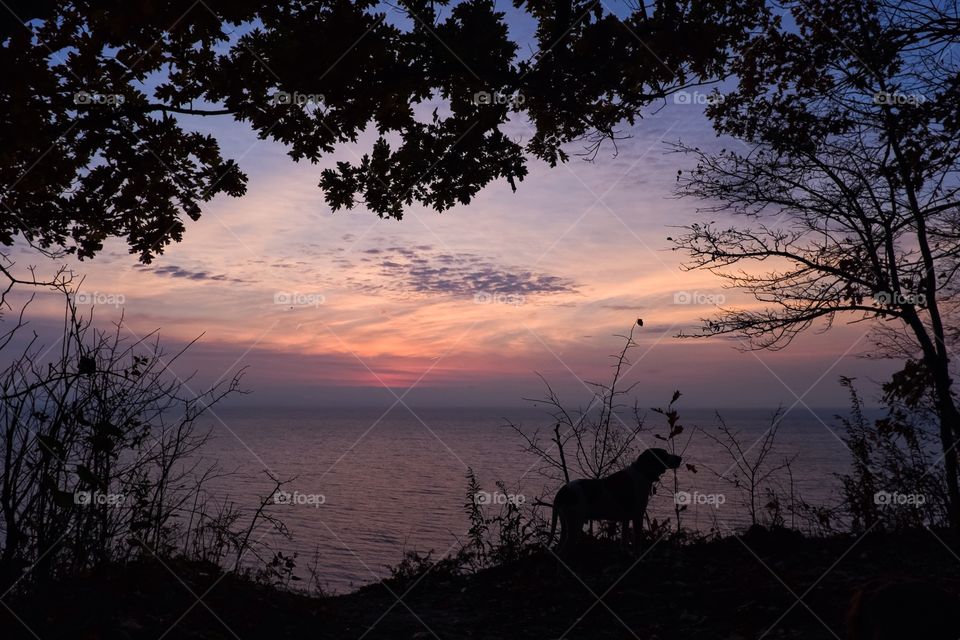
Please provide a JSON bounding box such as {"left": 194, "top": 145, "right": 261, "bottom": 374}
{"left": 668, "top": 454, "right": 682, "bottom": 469}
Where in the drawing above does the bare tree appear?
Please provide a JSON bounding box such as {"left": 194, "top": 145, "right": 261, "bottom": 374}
{"left": 671, "top": 0, "right": 960, "bottom": 527}
{"left": 507, "top": 321, "right": 651, "bottom": 485}
{"left": 701, "top": 409, "right": 796, "bottom": 528}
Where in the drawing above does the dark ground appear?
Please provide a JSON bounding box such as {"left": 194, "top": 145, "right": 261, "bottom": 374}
{"left": 4, "top": 529, "right": 959, "bottom": 639}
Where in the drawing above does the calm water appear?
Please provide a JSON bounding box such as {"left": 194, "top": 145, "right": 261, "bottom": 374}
{"left": 199, "top": 406, "right": 853, "bottom": 593}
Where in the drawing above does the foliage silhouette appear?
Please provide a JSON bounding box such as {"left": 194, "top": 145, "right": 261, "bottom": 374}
{"left": 1, "top": 0, "right": 761, "bottom": 261}
{"left": 672, "top": 0, "right": 960, "bottom": 527}
{"left": 0, "top": 282, "right": 293, "bottom": 592}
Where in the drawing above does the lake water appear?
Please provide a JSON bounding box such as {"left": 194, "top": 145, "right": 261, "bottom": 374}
{"left": 199, "top": 405, "right": 854, "bottom": 593}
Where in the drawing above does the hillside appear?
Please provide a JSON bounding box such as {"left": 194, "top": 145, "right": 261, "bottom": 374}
{"left": 4, "top": 529, "right": 959, "bottom": 639}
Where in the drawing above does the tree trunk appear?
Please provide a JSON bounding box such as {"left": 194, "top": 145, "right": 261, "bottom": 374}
{"left": 929, "top": 357, "right": 960, "bottom": 531}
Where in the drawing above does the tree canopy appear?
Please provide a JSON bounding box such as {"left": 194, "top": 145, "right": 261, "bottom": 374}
{"left": 1, "top": 0, "right": 761, "bottom": 262}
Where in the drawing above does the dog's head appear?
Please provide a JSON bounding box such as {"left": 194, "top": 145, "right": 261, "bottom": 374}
{"left": 633, "top": 448, "right": 682, "bottom": 479}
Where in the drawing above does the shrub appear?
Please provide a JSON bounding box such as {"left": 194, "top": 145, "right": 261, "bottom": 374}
{"left": 837, "top": 375, "right": 949, "bottom": 531}
{"left": 0, "top": 288, "right": 268, "bottom": 591}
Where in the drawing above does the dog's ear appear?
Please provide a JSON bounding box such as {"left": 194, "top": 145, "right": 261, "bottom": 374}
{"left": 635, "top": 449, "right": 653, "bottom": 468}
{"left": 636, "top": 448, "right": 673, "bottom": 474}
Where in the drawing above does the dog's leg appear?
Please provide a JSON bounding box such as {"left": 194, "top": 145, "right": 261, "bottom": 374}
{"left": 621, "top": 520, "right": 630, "bottom": 550}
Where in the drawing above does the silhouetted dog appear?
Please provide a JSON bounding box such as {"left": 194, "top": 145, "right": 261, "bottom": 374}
{"left": 549, "top": 448, "right": 682, "bottom": 556}
{"left": 846, "top": 578, "right": 959, "bottom": 639}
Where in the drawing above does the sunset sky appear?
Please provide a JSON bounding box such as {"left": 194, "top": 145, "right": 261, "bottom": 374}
{"left": 6, "top": 5, "right": 895, "bottom": 411}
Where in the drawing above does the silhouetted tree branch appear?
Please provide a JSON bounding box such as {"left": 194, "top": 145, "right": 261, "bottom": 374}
{"left": 672, "top": 0, "right": 960, "bottom": 528}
